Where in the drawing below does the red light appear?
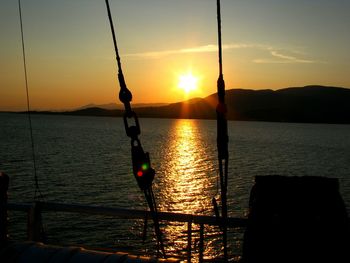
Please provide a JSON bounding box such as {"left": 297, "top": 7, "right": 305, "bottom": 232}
{"left": 137, "top": 171, "right": 143, "bottom": 177}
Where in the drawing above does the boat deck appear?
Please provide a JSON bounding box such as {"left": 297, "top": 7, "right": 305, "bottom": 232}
{"left": 0, "top": 241, "right": 180, "bottom": 263}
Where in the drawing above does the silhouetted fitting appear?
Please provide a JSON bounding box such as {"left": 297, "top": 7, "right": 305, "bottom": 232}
{"left": 217, "top": 74, "right": 225, "bottom": 102}
{"left": 131, "top": 145, "right": 155, "bottom": 191}
{"left": 216, "top": 115, "right": 228, "bottom": 160}
{"left": 216, "top": 102, "right": 227, "bottom": 115}
{"left": 118, "top": 73, "right": 132, "bottom": 104}
{"left": 123, "top": 111, "right": 140, "bottom": 139}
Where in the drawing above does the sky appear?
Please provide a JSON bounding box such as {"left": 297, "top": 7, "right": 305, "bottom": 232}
{"left": 1, "top": 0, "right": 350, "bottom": 111}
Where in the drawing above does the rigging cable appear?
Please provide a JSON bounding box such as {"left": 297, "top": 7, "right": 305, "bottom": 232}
{"left": 215, "top": 0, "right": 229, "bottom": 260}
{"left": 18, "top": 0, "right": 43, "bottom": 201}
{"left": 18, "top": 0, "right": 46, "bottom": 243}
{"left": 105, "top": 0, "right": 166, "bottom": 258}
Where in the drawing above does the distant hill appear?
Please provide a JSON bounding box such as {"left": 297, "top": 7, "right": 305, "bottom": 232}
{"left": 76, "top": 102, "right": 169, "bottom": 110}
{"left": 29, "top": 85, "right": 350, "bottom": 124}
{"left": 224, "top": 85, "right": 350, "bottom": 123}
{"left": 130, "top": 85, "right": 350, "bottom": 123}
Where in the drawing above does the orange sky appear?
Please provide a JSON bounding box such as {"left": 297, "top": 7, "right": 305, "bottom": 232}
{"left": 1, "top": 1, "right": 350, "bottom": 111}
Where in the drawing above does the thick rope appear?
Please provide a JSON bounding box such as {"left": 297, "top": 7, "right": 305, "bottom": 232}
{"left": 105, "top": 0, "right": 166, "bottom": 257}
{"left": 105, "top": 0, "right": 122, "bottom": 72}
{"left": 216, "top": 0, "right": 229, "bottom": 260}
{"left": 217, "top": 0, "right": 223, "bottom": 77}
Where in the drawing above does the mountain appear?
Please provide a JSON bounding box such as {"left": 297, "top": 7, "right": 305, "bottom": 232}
{"left": 76, "top": 102, "right": 169, "bottom": 110}
{"left": 29, "top": 85, "right": 350, "bottom": 124}
{"left": 221, "top": 85, "right": 350, "bottom": 123}
{"left": 130, "top": 85, "right": 350, "bottom": 123}
{"left": 76, "top": 103, "right": 120, "bottom": 110}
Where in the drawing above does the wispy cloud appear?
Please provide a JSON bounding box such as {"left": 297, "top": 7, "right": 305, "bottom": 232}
{"left": 124, "top": 43, "right": 252, "bottom": 58}
{"left": 125, "top": 43, "right": 317, "bottom": 64}
{"left": 254, "top": 49, "right": 315, "bottom": 64}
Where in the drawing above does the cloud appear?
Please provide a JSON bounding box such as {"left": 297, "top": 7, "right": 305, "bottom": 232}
{"left": 125, "top": 43, "right": 316, "bottom": 64}
{"left": 253, "top": 49, "right": 315, "bottom": 64}
{"left": 180, "top": 44, "right": 217, "bottom": 53}
{"left": 124, "top": 43, "right": 252, "bottom": 59}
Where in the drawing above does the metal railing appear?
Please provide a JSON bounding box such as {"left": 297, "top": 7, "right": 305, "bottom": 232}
{"left": 6, "top": 201, "right": 248, "bottom": 262}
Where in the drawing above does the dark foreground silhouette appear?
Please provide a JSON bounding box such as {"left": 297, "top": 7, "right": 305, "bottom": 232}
{"left": 242, "top": 176, "right": 349, "bottom": 263}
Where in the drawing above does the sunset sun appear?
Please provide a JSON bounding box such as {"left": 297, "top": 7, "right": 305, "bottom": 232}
{"left": 178, "top": 73, "right": 198, "bottom": 94}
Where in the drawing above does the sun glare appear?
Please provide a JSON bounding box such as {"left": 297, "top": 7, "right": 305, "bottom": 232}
{"left": 178, "top": 73, "right": 198, "bottom": 93}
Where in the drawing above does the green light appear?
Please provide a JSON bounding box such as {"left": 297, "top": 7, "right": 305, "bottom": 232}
{"left": 142, "top": 163, "right": 149, "bottom": 170}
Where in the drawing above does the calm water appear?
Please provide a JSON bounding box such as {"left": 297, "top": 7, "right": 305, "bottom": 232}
{"left": 1, "top": 113, "right": 350, "bottom": 259}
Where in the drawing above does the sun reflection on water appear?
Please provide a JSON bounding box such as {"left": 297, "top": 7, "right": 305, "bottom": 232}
{"left": 158, "top": 119, "right": 216, "bottom": 214}
{"left": 155, "top": 119, "right": 220, "bottom": 259}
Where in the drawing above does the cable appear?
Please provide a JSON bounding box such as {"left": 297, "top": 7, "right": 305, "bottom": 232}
{"left": 18, "top": 0, "right": 43, "bottom": 201}
{"left": 18, "top": 0, "right": 47, "bottom": 244}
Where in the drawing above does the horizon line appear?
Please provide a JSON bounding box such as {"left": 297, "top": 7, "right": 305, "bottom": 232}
{"left": 1, "top": 84, "right": 349, "bottom": 112}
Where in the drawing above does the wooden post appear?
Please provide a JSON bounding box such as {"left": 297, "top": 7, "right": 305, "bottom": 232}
{"left": 27, "top": 202, "right": 43, "bottom": 242}
{"left": 0, "top": 172, "right": 9, "bottom": 243}
{"left": 187, "top": 220, "right": 192, "bottom": 263}
{"left": 199, "top": 223, "right": 204, "bottom": 263}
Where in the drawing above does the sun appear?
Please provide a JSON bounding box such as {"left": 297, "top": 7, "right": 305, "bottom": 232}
{"left": 178, "top": 73, "right": 198, "bottom": 93}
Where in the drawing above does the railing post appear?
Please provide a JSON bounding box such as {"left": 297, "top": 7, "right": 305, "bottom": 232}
{"left": 187, "top": 219, "right": 192, "bottom": 262}
{"left": 199, "top": 223, "right": 204, "bottom": 263}
{"left": 27, "top": 202, "right": 43, "bottom": 242}
{"left": 0, "top": 172, "right": 9, "bottom": 243}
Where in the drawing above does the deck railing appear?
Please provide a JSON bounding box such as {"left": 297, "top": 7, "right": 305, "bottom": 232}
{"left": 6, "top": 201, "right": 248, "bottom": 262}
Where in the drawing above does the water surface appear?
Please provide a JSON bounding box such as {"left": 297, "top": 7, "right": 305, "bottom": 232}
{"left": 1, "top": 113, "right": 349, "bottom": 259}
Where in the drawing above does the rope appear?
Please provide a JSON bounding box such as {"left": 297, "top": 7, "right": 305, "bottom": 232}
{"left": 105, "top": 0, "right": 166, "bottom": 257}
{"left": 217, "top": 0, "right": 223, "bottom": 77}
{"left": 147, "top": 187, "right": 166, "bottom": 256}
{"left": 18, "top": 0, "right": 43, "bottom": 201}
{"left": 216, "top": 0, "right": 229, "bottom": 260}
{"left": 18, "top": 0, "right": 47, "bottom": 244}
{"left": 105, "top": 0, "right": 122, "bottom": 72}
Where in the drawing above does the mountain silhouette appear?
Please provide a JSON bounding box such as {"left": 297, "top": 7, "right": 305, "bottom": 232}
{"left": 76, "top": 102, "right": 169, "bottom": 110}
{"left": 131, "top": 85, "right": 350, "bottom": 123}
{"left": 28, "top": 85, "right": 350, "bottom": 124}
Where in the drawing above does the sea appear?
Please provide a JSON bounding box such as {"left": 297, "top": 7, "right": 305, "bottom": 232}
{"left": 1, "top": 112, "right": 350, "bottom": 260}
